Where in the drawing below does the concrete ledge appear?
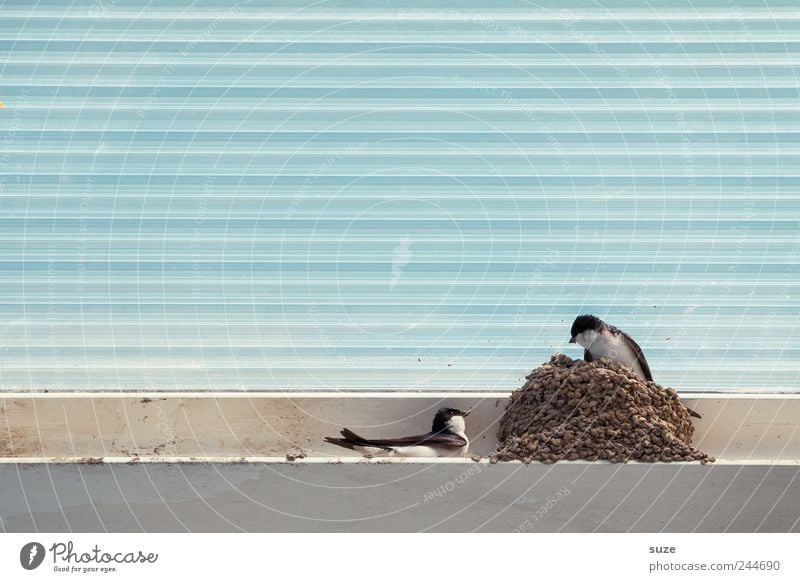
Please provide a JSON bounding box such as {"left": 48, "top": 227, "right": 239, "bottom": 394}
{"left": 2, "top": 392, "right": 799, "bottom": 461}
{"left": 1, "top": 462, "right": 798, "bottom": 532}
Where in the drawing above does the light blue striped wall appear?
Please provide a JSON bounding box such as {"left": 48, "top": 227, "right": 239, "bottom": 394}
{"left": 1, "top": 0, "right": 798, "bottom": 391}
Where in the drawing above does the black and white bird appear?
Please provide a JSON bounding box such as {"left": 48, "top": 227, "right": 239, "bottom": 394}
{"left": 324, "top": 407, "right": 470, "bottom": 457}
{"left": 569, "top": 314, "right": 701, "bottom": 419}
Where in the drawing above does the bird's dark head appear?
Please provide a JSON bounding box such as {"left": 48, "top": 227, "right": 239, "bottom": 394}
{"left": 432, "top": 407, "right": 470, "bottom": 433}
{"left": 570, "top": 314, "right": 604, "bottom": 344}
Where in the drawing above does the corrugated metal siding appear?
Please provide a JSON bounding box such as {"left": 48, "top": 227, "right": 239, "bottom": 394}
{"left": 1, "top": 0, "right": 798, "bottom": 391}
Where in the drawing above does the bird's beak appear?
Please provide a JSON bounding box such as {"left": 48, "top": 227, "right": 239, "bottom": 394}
{"left": 461, "top": 409, "right": 472, "bottom": 417}
{"left": 569, "top": 337, "right": 576, "bottom": 344}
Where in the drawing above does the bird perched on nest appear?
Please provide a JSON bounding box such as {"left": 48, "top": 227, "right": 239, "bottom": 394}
{"left": 569, "top": 314, "right": 702, "bottom": 419}
{"left": 324, "top": 407, "right": 470, "bottom": 457}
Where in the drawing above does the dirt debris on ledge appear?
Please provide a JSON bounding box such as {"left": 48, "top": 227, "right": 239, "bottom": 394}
{"left": 491, "top": 353, "right": 714, "bottom": 465}
{"left": 285, "top": 450, "right": 307, "bottom": 462}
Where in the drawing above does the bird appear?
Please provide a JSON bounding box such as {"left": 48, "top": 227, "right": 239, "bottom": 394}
{"left": 569, "top": 314, "right": 702, "bottom": 419}
{"left": 324, "top": 407, "right": 470, "bottom": 457}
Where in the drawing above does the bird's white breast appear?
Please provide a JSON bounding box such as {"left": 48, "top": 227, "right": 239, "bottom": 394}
{"left": 446, "top": 417, "right": 469, "bottom": 457}
{"left": 391, "top": 445, "right": 448, "bottom": 457}
{"left": 581, "top": 329, "right": 647, "bottom": 380}
{"left": 447, "top": 416, "right": 466, "bottom": 436}
{"left": 353, "top": 444, "right": 466, "bottom": 458}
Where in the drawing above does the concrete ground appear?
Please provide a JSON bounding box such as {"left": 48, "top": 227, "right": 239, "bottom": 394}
{"left": 2, "top": 461, "right": 798, "bottom": 532}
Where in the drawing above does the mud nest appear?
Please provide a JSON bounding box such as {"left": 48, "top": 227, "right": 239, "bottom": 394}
{"left": 491, "top": 353, "right": 714, "bottom": 464}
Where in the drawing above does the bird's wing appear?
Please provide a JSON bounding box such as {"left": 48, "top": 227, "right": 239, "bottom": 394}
{"left": 610, "top": 325, "right": 653, "bottom": 381}
{"left": 341, "top": 429, "right": 467, "bottom": 449}
{"left": 324, "top": 436, "right": 360, "bottom": 451}
{"left": 325, "top": 429, "right": 392, "bottom": 451}
{"left": 583, "top": 349, "right": 594, "bottom": 363}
